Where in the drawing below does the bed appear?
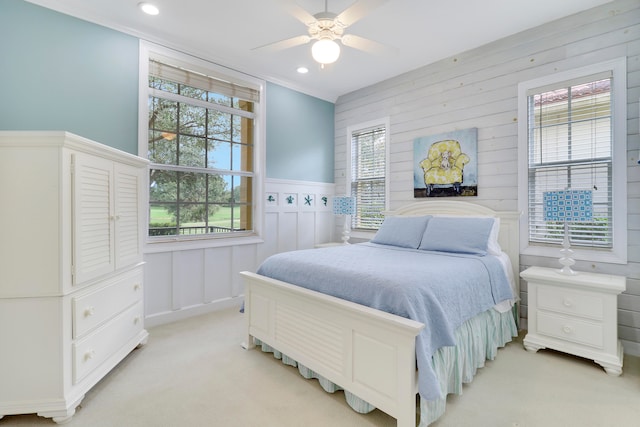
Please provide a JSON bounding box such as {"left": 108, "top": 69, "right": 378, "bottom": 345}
{"left": 240, "top": 200, "right": 520, "bottom": 426}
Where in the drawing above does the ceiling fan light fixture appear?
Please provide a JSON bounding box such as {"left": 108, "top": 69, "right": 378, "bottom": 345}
{"left": 311, "top": 39, "right": 340, "bottom": 65}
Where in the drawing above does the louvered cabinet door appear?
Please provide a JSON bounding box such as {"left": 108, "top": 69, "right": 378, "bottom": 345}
{"left": 114, "top": 163, "right": 144, "bottom": 269}
{"left": 72, "top": 153, "right": 115, "bottom": 285}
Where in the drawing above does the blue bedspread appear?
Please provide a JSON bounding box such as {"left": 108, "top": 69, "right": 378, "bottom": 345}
{"left": 256, "top": 242, "right": 514, "bottom": 401}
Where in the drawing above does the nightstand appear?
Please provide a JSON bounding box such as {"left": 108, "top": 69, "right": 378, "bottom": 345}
{"left": 521, "top": 266, "right": 626, "bottom": 376}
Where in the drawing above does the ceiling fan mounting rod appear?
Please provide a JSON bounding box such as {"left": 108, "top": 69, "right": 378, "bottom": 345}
{"left": 313, "top": 0, "right": 344, "bottom": 29}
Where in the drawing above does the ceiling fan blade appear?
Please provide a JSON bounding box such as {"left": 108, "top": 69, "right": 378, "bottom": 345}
{"left": 271, "top": 0, "right": 317, "bottom": 25}
{"left": 341, "top": 34, "right": 397, "bottom": 55}
{"left": 252, "top": 35, "right": 311, "bottom": 52}
{"left": 336, "top": 0, "right": 389, "bottom": 27}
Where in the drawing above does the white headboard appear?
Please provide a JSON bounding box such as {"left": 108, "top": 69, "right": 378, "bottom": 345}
{"left": 385, "top": 200, "right": 521, "bottom": 297}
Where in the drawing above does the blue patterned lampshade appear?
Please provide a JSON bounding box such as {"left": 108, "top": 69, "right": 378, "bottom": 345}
{"left": 332, "top": 196, "right": 356, "bottom": 244}
{"left": 543, "top": 190, "right": 593, "bottom": 222}
{"left": 332, "top": 196, "right": 356, "bottom": 216}
{"left": 543, "top": 190, "right": 593, "bottom": 275}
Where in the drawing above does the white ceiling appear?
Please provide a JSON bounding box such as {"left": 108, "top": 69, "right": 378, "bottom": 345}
{"left": 27, "top": 0, "right": 613, "bottom": 102}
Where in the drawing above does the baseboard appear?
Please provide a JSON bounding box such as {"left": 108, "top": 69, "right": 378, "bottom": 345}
{"left": 145, "top": 297, "right": 243, "bottom": 328}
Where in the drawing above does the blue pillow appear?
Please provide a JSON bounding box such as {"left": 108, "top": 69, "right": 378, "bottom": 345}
{"left": 418, "top": 217, "right": 494, "bottom": 255}
{"left": 371, "top": 215, "right": 432, "bottom": 249}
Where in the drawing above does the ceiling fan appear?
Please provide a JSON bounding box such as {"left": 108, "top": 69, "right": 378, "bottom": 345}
{"left": 254, "top": 0, "right": 392, "bottom": 67}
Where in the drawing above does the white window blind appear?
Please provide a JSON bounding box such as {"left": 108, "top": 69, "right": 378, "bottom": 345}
{"left": 527, "top": 73, "right": 613, "bottom": 248}
{"left": 350, "top": 125, "right": 386, "bottom": 230}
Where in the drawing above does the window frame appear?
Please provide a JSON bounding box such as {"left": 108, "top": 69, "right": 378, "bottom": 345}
{"left": 346, "top": 117, "right": 390, "bottom": 239}
{"left": 138, "top": 41, "right": 265, "bottom": 250}
{"left": 517, "top": 57, "right": 627, "bottom": 264}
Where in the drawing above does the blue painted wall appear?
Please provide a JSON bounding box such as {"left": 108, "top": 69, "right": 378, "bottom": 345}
{"left": 0, "top": 0, "right": 139, "bottom": 154}
{"left": 0, "top": 0, "right": 335, "bottom": 183}
{"left": 266, "top": 82, "right": 335, "bottom": 183}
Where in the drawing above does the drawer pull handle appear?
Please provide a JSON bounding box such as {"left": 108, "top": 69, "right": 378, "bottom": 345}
{"left": 562, "top": 298, "right": 573, "bottom": 307}
{"left": 84, "top": 350, "right": 96, "bottom": 361}
{"left": 134, "top": 316, "right": 141, "bottom": 325}
{"left": 562, "top": 325, "right": 573, "bottom": 334}
{"left": 133, "top": 283, "right": 141, "bottom": 291}
{"left": 84, "top": 307, "right": 95, "bottom": 317}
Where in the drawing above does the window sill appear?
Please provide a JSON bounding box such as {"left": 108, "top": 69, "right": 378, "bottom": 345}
{"left": 521, "top": 243, "right": 627, "bottom": 265}
{"left": 145, "top": 233, "right": 264, "bottom": 254}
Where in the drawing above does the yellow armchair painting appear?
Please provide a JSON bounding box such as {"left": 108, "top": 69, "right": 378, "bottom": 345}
{"left": 419, "top": 139, "right": 470, "bottom": 196}
{"left": 413, "top": 128, "right": 477, "bottom": 197}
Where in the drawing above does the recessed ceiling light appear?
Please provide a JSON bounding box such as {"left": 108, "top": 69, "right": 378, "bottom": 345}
{"left": 297, "top": 67, "right": 309, "bottom": 74}
{"left": 138, "top": 2, "right": 159, "bottom": 15}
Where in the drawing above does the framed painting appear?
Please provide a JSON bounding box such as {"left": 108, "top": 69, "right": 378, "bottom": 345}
{"left": 413, "top": 128, "right": 478, "bottom": 198}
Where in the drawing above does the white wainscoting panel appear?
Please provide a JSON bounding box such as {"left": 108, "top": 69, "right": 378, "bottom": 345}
{"left": 260, "top": 179, "right": 336, "bottom": 263}
{"left": 144, "top": 178, "right": 335, "bottom": 327}
{"left": 204, "top": 246, "right": 232, "bottom": 303}
{"left": 232, "top": 244, "right": 259, "bottom": 297}
{"left": 144, "top": 252, "right": 172, "bottom": 316}
{"left": 172, "top": 249, "right": 205, "bottom": 311}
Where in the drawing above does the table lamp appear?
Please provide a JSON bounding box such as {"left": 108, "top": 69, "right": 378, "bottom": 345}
{"left": 543, "top": 190, "right": 593, "bottom": 275}
{"left": 332, "top": 196, "right": 356, "bottom": 244}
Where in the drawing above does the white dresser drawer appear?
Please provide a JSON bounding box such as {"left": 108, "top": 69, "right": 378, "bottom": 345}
{"left": 73, "top": 300, "right": 144, "bottom": 384}
{"left": 537, "top": 285, "right": 604, "bottom": 320}
{"left": 537, "top": 311, "right": 604, "bottom": 349}
{"left": 72, "top": 268, "right": 143, "bottom": 338}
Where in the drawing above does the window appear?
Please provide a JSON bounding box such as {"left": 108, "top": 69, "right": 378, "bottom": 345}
{"left": 518, "top": 58, "right": 627, "bottom": 263}
{"left": 141, "top": 48, "right": 263, "bottom": 241}
{"left": 347, "top": 119, "right": 390, "bottom": 231}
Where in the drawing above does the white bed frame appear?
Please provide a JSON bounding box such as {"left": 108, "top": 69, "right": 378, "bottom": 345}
{"left": 241, "top": 200, "right": 520, "bottom": 427}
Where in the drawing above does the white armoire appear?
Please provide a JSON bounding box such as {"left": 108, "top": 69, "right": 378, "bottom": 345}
{"left": 0, "top": 131, "right": 149, "bottom": 423}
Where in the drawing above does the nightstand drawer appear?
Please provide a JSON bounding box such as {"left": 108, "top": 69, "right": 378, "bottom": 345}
{"left": 537, "top": 285, "right": 604, "bottom": 320}
{"left": 537, "top": 311, "right": 604, "bottom": 348}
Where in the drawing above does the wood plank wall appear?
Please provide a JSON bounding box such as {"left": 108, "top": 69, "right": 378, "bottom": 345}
{"left": 333, "top": 0, "right": 640, "bottom": 354}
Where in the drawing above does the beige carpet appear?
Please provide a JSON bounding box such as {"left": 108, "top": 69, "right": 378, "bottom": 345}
{"left": 2, "top": 307, "right": 639, "bottom": 427}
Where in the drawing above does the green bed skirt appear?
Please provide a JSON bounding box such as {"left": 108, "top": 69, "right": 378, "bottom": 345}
{"left": 255, "top": 306, "right": 517, "bottom": 425}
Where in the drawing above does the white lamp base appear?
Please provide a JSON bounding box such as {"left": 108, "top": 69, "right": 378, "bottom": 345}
{"left": 341, "top": 215, "right": 351, "bottom": 244}
{"left": 557, "top": 222, "right": 577, "bottom": 275}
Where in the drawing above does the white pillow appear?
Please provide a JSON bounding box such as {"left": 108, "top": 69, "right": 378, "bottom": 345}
{"left": 487, "top": 217, "right": 502, "bottom": 255}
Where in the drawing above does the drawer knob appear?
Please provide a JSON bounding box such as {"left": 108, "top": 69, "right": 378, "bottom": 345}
{"left": 84, "top": 350, "right": 96, "bottom": 361}
{"left": 133, "top": 316, "right": 141, "bottom": 325}
{"left": 562, "top": 298, "right": 572, "bottom": 308}
{"left": 562, "top": 325, "right": 573, "bottom": 334}
{"left": 133, "top": 283, "right": 141, "bottom": 291}
{"left": 84, "top": 307, "right": 95, "bottom": 317}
